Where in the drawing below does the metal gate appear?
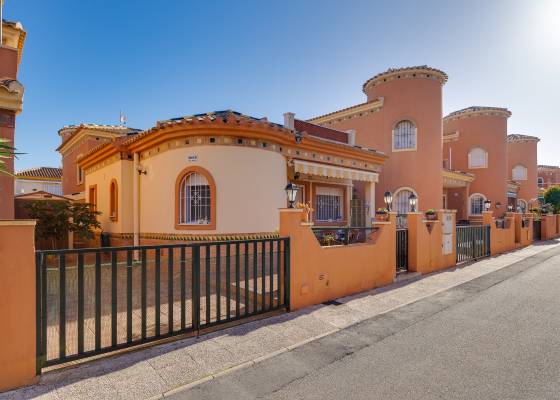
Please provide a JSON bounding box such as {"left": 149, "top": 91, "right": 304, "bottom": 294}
{"left": 396, "top": 228, "right": 408, "bottom": 272}
{"left": 35, "top": 238, "right": 290, "bottom": 371}
{"left": 533, "top": 219, "right": 542, "bottom": 241}
{"left": 456, "top": 225, "right": 490, "bottom": 263}
{"left": 350, "top": 199, "right": 368, "bottom": 227}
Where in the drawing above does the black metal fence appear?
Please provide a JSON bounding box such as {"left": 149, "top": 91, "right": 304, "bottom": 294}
{"left": 396, "top": 228, "right": 408, "bottom": 272}
{"left": 456, "top": 225, "right": 490, "bottom": 263}
{"left": 311, "top": 227, "right": 378, "bottom": 246}
{"left": 35, "top": 238, "right": 290, "bottom": 370}
{"left": 533, "top": 219, "right": 542, "bottom": 241}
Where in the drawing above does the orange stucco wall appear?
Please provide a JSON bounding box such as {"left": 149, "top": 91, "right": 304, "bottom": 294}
{"left": 0, "top": 221, "right": 37, "bottom": 392}
{"left": 541, "top": 214, "right": 559, "bottom": 240}
{"left": 444, "top": 116, "right": 509, "bottom": 215}
{"left": 514, "top": 213, "right": 533, "bottom": 248}
{"left": 507, "top": 140, "right": 538, "bottom": 204}
{"left": 407, "top": 211, "right": 456, "bottom": 274}
{"left": 482, "top": 212, "right": 516, "bottom": 255}
{"left": 279, "top": 209, "right": 395, "bottom": 311}
{"left": 324, "top": 76, "right": 444, "bottom": 211}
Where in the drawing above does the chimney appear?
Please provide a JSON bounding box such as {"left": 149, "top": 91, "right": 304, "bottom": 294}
{"left": 346, "top": 129, "right": 356, "bottom": 146}
{"left": 283, "top": 112, "right": 295, "bottom": 131}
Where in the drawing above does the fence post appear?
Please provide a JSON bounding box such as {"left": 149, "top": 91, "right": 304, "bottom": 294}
{"left": 0, "top": 220, "right": 38, "bottom": 392}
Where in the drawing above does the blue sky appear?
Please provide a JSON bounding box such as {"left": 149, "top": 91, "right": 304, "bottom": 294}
{"left": 6, "top": 0, "right": 560, "bottom": 170}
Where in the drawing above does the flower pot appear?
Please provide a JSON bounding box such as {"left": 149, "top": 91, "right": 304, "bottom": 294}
{"left": 425, "top": 213, "right": 437, "bottom": 221}
{"left": 375, "top": 212, "right": 389, "bottom": 222}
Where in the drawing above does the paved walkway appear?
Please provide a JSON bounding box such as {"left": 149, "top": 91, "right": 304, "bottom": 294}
{"left": 3, "top": 240, "right": 559, "bottom": 400}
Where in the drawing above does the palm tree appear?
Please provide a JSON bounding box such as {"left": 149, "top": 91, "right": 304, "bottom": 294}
{"left": 0, "top": 138, "right": 17, "bottom": 176}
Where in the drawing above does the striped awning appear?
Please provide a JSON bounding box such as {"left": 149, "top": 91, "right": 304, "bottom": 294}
{"left": 293, "top": 159, "right": 378, "bottom": 182}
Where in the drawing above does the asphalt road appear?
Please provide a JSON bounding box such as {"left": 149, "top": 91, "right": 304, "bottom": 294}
{"left": 169, "top": 246, "right": 560, "bottom": 400}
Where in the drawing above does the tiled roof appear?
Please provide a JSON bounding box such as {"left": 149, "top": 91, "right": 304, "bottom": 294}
{"left": 0, "top": 79, "right": 23, "bottom": 94}
{"left": 15, "top": 167, "right": 62, "bottom": 180}
{"left": 294, "top": 119, "right": 348, "bottom": 144}
{"left": 506, "top": 134, "right": 540, "bottom": 143}
{"left": 58, "top": 124, "right": 140, "bottom": 136}
{"left": 363, "top": 65, "right": 448, "bottom": 92}
{"left": 538, "top": 165, "right": 560, "bottom": 169}
{"left": 123, "top": 110, "right": 286, "bottom": 146}
{"left": 2, "top": 19, "right": 24, "bottom": 30}
{"left": 444, "top": 106, "right": 512, "bottom": 121}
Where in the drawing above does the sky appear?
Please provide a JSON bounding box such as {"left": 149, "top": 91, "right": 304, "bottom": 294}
{"left": 5, "top": 0, "right": 560, "bottom": 170}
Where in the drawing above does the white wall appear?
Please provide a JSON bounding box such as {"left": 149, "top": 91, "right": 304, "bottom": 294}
{"left": 15, "top": 179, "right": 62, "bottom": 195}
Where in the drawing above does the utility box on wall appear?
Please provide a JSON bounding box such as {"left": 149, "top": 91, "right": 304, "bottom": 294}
{"left": 442, "top": 212, "right": 454, "bottom": 255}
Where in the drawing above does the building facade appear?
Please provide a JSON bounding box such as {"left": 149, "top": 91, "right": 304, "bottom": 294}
{"left": 15, "top": 166, "right": 62, "bottom": 195}
{"left": 0, "top": 18, "right": 26, "bottom": 219}
{"left": 78, "top": 111, "right": 386, "bottom": 243}
{"left": 538, "top": 165, "right": 560, "bottom": 190}
{"left": 506, "top": 134, "right": 539, "bottom": 212}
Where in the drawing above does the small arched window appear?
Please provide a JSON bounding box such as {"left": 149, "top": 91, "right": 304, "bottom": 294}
{"left": 469, "top": 193, "right": 486, "bottom": 216}
{"left": 512, "top": 164, "right": 527, "bottom": 181}
{"left": 538, "top": 177, "right": 545, "bottom": 188}
{"left": 176, "top": 167, "right": 216, "bottom": 229}
{"left": 392, "top": 120, "right": 417, "bottom": 151}
{"left": 109, "top": 180, "right": 118, "bottom": 221}
{"left": 517, "top": 199, "right": 527, "bottom": 213}
{"left": 393, "top": 188, "right": 417, "bottom": 215}
{"left": 468, "top": 147, "right": 488, "bottom": 169}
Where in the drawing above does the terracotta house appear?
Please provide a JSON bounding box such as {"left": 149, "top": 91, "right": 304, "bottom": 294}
{"left": 14, "top": 166, "right": 62, "bottom": 196}
{"left": 78, "top": 111, "right": 386, "bottom": 244}
{"left": 506, "top": 134, "right": 539, "bottom": 212}
{"left": 57, "top": 124, "right": 139, "bottom": 199}
{"left": 443, "top": 106, "right": 512, "bottom": 220}
{"left": 538, "top": 165, "right": 560, "bottom": 190}
{"left": 304, "top": 66, "right": 473, "bottom": 219}
{"left": 0, "top": 18, "right": 26, "bottom": 219}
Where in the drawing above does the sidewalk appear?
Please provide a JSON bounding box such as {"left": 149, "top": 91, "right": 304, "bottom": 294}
{"left": 3, "top": 240, "right": 559, "bottom": 400}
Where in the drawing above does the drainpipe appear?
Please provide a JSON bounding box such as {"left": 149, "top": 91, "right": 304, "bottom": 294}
{"left": 133, "top": 152, "right": 140, "bottom": 248}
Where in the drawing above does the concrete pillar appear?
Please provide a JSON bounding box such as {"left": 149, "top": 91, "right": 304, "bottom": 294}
{"left": 0, "top": 220, "right": 38, "bottom": 391}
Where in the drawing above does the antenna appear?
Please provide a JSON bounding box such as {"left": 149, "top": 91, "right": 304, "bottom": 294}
{"left": 119, "top": 110, "right": 127, "bottom": 126}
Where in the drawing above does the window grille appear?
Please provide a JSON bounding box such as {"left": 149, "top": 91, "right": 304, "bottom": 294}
{"left": 470, "top": 194, "right": 485, "bottom": 215}
{"left": 468, "top": 148, "right": 487, "bottom": 168}
{"left": 394, "top": 189, "right": 414, "bottom": 215}
{"left": 315, "top": 187, "right": 343, "bottom": 222}
{"left": 393, "top": 120, "right": 416, "bottom": 150}
{"left": 512, "top": 165, "right": 527, "bottom": 181}
{"left": 179, "top": 173, "right": 211, "bottom": 225}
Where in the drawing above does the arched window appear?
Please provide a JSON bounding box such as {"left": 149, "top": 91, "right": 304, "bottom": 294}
{"left": 468, "top": 147, "right": 488, "bottom": 169}
{"left": 109, "top": 180, "right": 118, "bottom": 221}
{"left": 537, "top": 177, "right": 544, "bottom": 188}
{"left": 469, "top": 193, "right": 486, "bottom": 216}
{"left": 393, "top": 188, "right": 417, "bottom": 215}
{"left": 392, "top": 120, "right": 417, "bottom": 151}
{"left": 176, "top": 167, "right": 216, "bottom": 229}
{"left": 512, "top": 164, "right": 527, "bottom": 181}
{"left": 517, "top": 199, "right": 527, "bottom": 213}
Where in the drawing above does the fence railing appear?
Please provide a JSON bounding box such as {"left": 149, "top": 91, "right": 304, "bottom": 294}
{"left": 396, "top": 228, "right": 408, "bottom": 272}
{"left": 311, "top": 227, "right": 379, "bottom": 247}
{"left": 456, "top": 225, "right": 490, "bottom": 263}
{"left": 35, "top": 238, "right": 290, "bottom": 370}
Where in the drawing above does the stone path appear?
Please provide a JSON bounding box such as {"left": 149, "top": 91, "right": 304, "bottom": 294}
{"left": 2, "top": 240, "right": 559, "bottom": 400}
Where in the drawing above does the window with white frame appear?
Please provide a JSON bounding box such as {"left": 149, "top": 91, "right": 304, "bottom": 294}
{"left": 470, "top": 194, "right": 486, "bottom": 215}
{"left": 468, "top": 147, "right": 488, "bottom": 169}
{"left": 393, "top": 120, "right": 417, "bottom": 150}
{"left": 518, "top": 199, "right": 527, "bottom": 213}
{"left": 393, "top": 189, "right": 415, "bottom": 215}
{"left": 315, "top": 186, "right": 343, "bottom": 222}
{"left": 512, "top": 164, "right": 528, "bottom": 181}
{"left": 178, "top": 172, "right": 211, "bottom": 225}
{"left": 538, "top": 177, "right": 545, "bottom": 187}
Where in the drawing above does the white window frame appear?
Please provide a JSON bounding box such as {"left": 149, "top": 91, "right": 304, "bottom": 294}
{"left": 469, "top": 193, "right": 486, "bottom": 216}
{"left": 512, "top": 164, "right": 528, "bottom": 181}
{"left": 178, "top": 172, "right": 212, "bottom": 225}
{"left": 537, "top": 177, "right": 545, "bottom": 187}
{"left": 468, "top": 147, "right": 488, "bottom": 169}
{"left": 392, "top": 120, "right": 417, "bottom": 152}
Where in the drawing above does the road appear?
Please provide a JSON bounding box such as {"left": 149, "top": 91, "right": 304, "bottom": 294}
{"left": 169, "top": 246, "right": 560, "bottom": 400}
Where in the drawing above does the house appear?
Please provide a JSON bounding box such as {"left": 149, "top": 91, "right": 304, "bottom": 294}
{"left": 57, "top": 124, "right": 139, "bottom": 199}
{"left": 538, "top": 165, "right": 560, "bottom": 191}
{"left": 77, "top": 110, "right": 387, "bottom": 245}
{"left": 305, "top": 66, "right": 473, "bottom": 218}
{"left": 15, "top": 166, "right": 62, "bottom": 195}
{"left": 506, "top": 134, "right": 539, "bottom": 212}
{"left": 443, "top": 106, "right": 512, "bottom": 220}
{"left": 0, "top": 18, "right": 26, "bottom": 218}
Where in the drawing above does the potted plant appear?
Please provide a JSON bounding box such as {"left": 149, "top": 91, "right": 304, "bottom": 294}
{"left": 425, "top": 209, "right": 437, "bottom": 221}
{"left": 375, "top": 208, "right": 389, "bottom": 221}
{"left": 296, "top": 201, "right": 314, "bottom": 222}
